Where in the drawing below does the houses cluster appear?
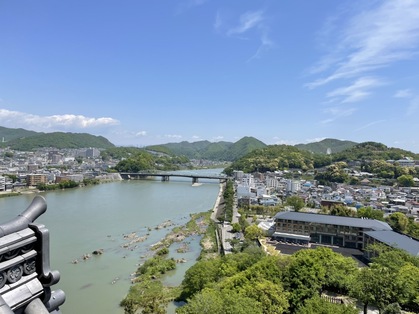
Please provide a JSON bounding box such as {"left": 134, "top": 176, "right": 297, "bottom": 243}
{"left": 0, "top": 147, "right": 120, "bottom": 191}
{"left": 233, "top": 170, "right": 419, "bottom": 221}
{"left": 232, "top": 169, "right": 419, "bottom": 257}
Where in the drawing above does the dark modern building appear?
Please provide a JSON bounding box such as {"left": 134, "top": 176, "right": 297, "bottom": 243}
{"left": 364, "top": 230, "right": 419, "bottom": 258}
{"left": 273, "top": 211, "right": 392, "bottom": 249}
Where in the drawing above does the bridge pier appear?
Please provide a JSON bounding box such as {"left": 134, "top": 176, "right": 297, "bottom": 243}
{"left": 161, "top": 175, "right": 170, "bottom": 182}
{"left": 192, "top": 177, "right": 199, "bottom": 184}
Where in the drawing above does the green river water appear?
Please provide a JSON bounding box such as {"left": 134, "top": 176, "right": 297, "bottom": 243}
{"left": 0, "top": 170, "right": 221, "bottom": 313}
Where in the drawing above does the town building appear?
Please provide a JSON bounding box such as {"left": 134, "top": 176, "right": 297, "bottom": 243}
{"left": 273, "top": 211, "right": 392, "bottom": 249}
{"left": 26, "top": 174, "right": 47, "bottom": 187}
{"left": 0, "top": 175, "right": 5, "bottom": 191}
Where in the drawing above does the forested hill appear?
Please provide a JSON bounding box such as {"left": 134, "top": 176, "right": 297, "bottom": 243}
{"left": 0, "top": 127, "right": 115, "bottom": 150}
{"left": 332, "top": 141, "right": 419, "bottom": 162}
{"left": 146, "top": 136, "right": 267, "bottom": 161}
{"left": 0, "top": 126, "right": 39, "bottom": 142}
{"left": 224, "top": 141, "right": 419, "bottom": 175}
{"left": 224, "top": 144, "right": 332, "bottom": 175}
{"left": 295, "top": 138, "right": 357, "bottom": 154}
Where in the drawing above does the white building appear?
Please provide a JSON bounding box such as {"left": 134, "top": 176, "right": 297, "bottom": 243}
{"left": 0, "top": 176, "right": 5, "bottom": 191}
{"left": 286, "top": 180, "right": 301, "bottom": 193}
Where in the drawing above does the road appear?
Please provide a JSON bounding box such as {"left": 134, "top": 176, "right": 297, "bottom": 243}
{"left": 211, "top": 182, "right": 237, "bottom": 254}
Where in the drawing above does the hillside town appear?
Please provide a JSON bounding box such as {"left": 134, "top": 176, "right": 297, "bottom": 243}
{"left": 234, "top": 169, "right": 419, "bottom": 216}
{"left": 0, "top": 147, "right": 122, "bottom": 191}
{"left": 2, "top": 146, "right": 419, "bottom": 220}
{"left": 232, "top": 168, "right": 419, "bottom": 258}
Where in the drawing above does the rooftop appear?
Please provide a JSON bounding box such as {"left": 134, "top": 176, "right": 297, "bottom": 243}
{"left": 274, "top": 211, "right": 392, "bottom": 231}
{"left": 364, "top": 230, "right": 419, "bottom": 257}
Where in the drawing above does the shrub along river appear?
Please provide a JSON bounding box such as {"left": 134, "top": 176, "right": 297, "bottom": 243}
{"left": 0, "top": 169, "right": 221, "bottom": 313}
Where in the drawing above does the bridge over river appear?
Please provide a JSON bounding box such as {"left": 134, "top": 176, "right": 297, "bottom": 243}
{"left": 119, "top": 172, "right": 229, "bottom": 184}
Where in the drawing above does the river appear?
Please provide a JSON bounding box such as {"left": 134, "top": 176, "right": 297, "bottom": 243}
{"left": 0, "top": 169, "right": 222, "bottom": 313}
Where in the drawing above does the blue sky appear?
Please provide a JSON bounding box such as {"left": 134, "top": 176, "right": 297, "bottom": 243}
{"left": 1, "top": 1, "right": 419, "bottom": 152}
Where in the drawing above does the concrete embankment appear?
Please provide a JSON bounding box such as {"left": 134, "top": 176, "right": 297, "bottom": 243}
{"left": 211, "top": 182, "right": 225, "bottom": 221}
{"left": 210, "top": 182, "right": 236, "bottom": 255}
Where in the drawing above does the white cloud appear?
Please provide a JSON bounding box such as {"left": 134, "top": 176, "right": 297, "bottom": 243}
{"left": 217, "top": 10, "right": 274, "bottom": 62}
{"left": 247, "top": 31, "right": 275, "bottom": 62}
{"left": 211, "top": 136, "right": 224, "bottom": 142}
{"left": 135, "top": 131, "right": 147, "bottom": 137}
{"left": 165, "top": 134, "right": 182, "bottom": 139}
{"left": 304, "top": 137, "right": 327, "bottom": 144}
{"left": 354, "top": 120, "right": 386, "bottom": 132}
{"left": 321, "top": 107, "right": 357, "bottom": 124}
{"left": 326, "top": 77, "right": 383, "bottom": 103}
{"left": 214, "top": 11, "right": 222, "bottom": 31}
{"left": 394, "top": 89, "right": 413, "bottom": 98}
{"left": 0, "top": 109, "right": 119, "bottom": 131}
{"left": 272, "top": 138, "right": 298, "bottom": 146}
{"left": 227, "top": 10, "right": 265, "bottom": 36}
{"left": 307, "top": 1, "right": 419, "bottom": 88}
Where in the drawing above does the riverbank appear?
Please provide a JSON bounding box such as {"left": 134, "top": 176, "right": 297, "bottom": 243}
{"left": 120, "top": 182, "right": 224, "bottom": 313}
{"left": 120, "top": 211, "right": 219, "bottom": 313}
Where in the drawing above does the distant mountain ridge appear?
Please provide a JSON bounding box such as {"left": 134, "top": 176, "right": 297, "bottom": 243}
{"left": 0, "top": 126, "right": 115, "bottom": 150}
{"left": 295, "top": 138, "right": 358, "bottom": 154}
{"left": 146, "top": 136, "right": 267, "bottom": 161}
{"left": 1, "top": 126, "right": 416, "bottom": 164}
{"left": 0, "top": 126, "right": 39, "bottom": 142}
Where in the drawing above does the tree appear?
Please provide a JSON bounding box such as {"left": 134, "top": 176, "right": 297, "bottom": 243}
{"left": 297, "top": 296, "right": 358, "bottom": 314}
{"left": 365, "top": 244, "right": 419, "bottom": 312}
{"left": 180, "top": 259, "right": 221, "bottom": 299}
{"left": 231, "top": 222, "right": 242, "bottom": 233}
{"left": 329, "top": 204, "right": 356, "bottom": 217}
{"left": 176, "top": 289, "right": 225, "bottom": 314}
{"left": 284, "top": 247, "right": 358, "bottom": 312}
{"left": 350, "top": 267, "right": 380, "bottom": 314}
{"left": 239, "top": 278, "right": 289, "bottom": 314}
{"left": 357, "top": 206, "right": 384, "bottom": 221}
{"left": 244, "top": 224, "right": 264, "bottom": 241}
{"left": 386, "top": 212, "right": 409, "bottom": 232}
{"left": 4, "top": 151, "right": 13, "bottom": 158}
{"left": 397, "top": 264, "right": 419, "bottom": 311}
{"left": 397, "top": 174, "right": 415, "bottom": 187}
{"left": 177, "top": 288, "right": 264, "bottom": 314}
{"left": 382, "top": 303, "right": 402, "bottom": 314}
{"left": 286, "top": 195, "right": 305, "bottom": 211}
{"left": 121, "top": 280, "right": 167, "bottom": 314}
{"left": 350, "top": 263, "right": 404, "bottom": 314}
{"left": 284, "top": 250, "right": 326, "bottom": 312}
{"left": 315, "top": 163, "right": 349, "bottom": 184}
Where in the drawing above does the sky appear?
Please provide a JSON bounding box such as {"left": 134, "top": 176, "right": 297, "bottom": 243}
{"left": 1, "top": 1, "right": 419, "bottom": 152}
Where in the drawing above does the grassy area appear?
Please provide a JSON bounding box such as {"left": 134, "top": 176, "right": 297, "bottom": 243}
{"left": 0, "top": 191, "right": 21, "bottom": 198}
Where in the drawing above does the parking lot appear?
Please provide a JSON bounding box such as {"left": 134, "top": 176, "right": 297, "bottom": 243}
{"left": 265, "top": 239, "right": 369, "bottom": 267}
